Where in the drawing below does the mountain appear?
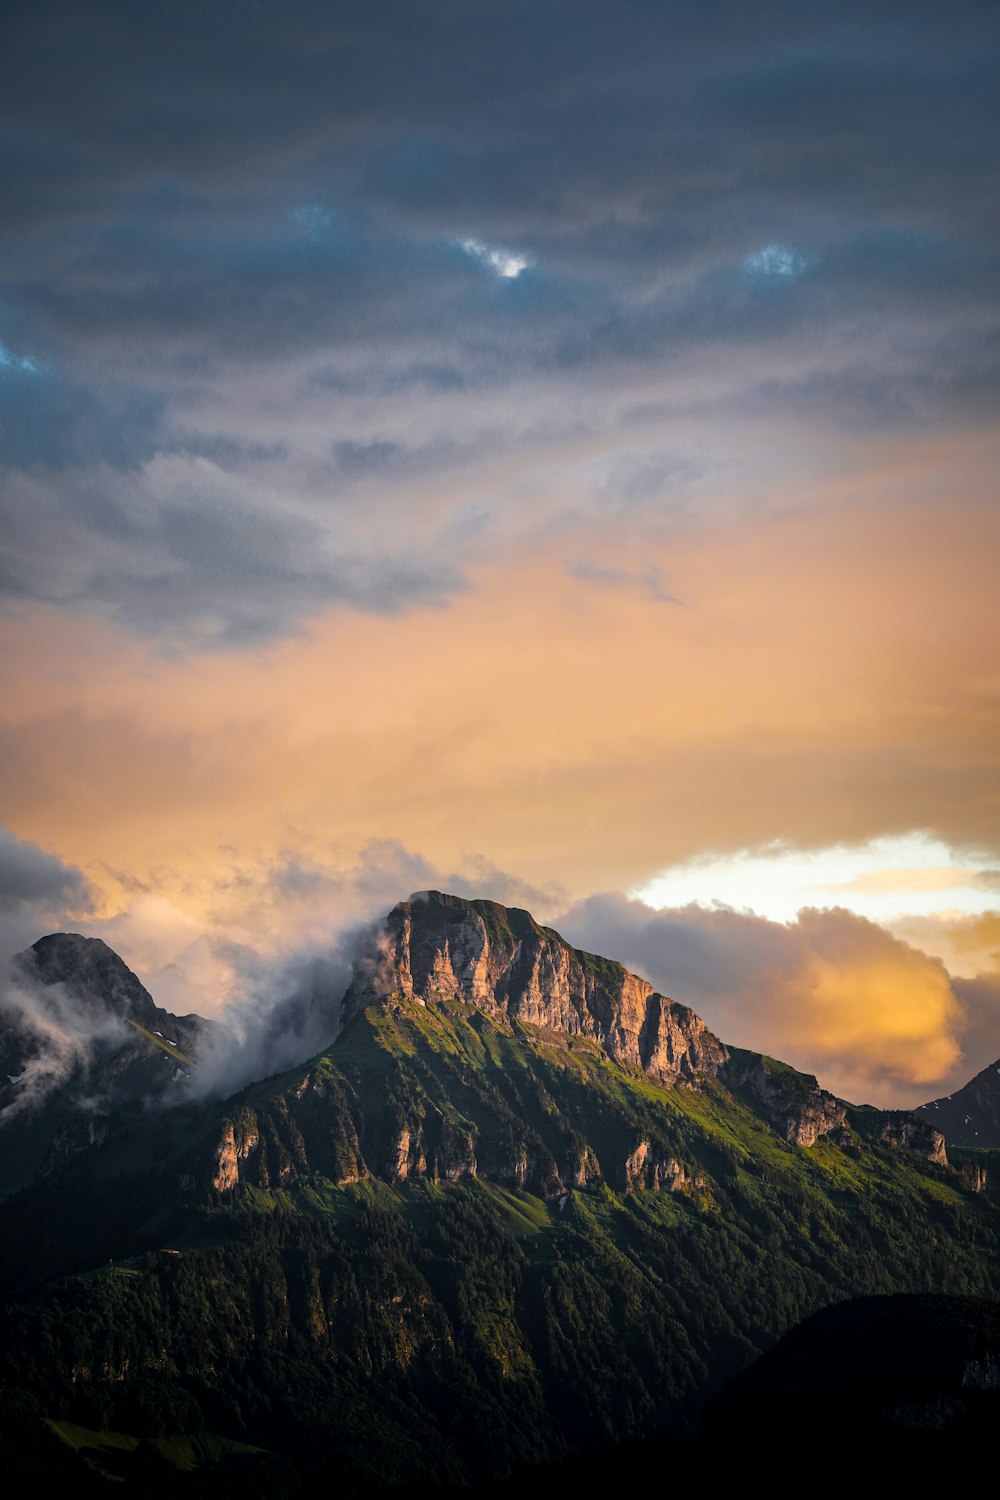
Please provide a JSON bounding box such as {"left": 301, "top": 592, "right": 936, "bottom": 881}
{"left": 0, "top": 933, "right": 210, "bottom": 1191}
{"left": 344, "top": 891, "right": 848, "bottom": 1148}
{"left": 0, "top": 892, "right": 998, "bottom": 1494}
{"left": 919, "top": 1057, "right": 1000, "bottom": 1148}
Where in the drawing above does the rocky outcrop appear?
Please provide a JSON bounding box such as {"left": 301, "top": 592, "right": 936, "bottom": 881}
{"left": 569, "top": 1146, "right": 602, "bottom": 1189}
{"left": 344, "top": 891, "right": 729, "bottom": 1087}
{"left": 622, "top": 1139, "right": 703, "bottom": 1194}
{"left": 723, "top": 1051, "right": 848, "bottom": 1147}
{"left": 879, "top": 1115, "right": 949, "bottom": 1167}
{"left": 387, "top": 1121, "right": 478, "bottom": 1184}
{"left": 211, "top": 1115, "right": 261, "bottom": 1193}
{"left": 208, "top": 1083, "right": 370, "bottom": 1194}
{"left": 958, "top": 1160, "right": 988, "bottom": 1194}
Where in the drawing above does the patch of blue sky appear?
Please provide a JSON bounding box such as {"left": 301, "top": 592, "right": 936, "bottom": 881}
{"left": 288, "top": 204, "right": 332, "bottom": 234}
{"left": 0, "top": 342, "right": 38, "bottom": 375}
{"left": 744, "top": 243, "right": 810, "bottom": 279}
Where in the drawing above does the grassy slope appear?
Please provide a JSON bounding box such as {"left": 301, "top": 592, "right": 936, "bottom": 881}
{"left": 2, "top": 996, "right": 1000, "bottom": 1492}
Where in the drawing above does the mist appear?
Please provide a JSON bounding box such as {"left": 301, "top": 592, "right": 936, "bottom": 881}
{"left": 0, "top": 964, "right": 131, "bottom": 1122}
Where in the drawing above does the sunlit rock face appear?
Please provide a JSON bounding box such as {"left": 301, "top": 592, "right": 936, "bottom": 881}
{"left": 343, "top": 890, "right": 729, "bottom": 1086}
{"left": 722, "top": 1051, "right": 849, "bottom": 1148}
{"left": 878, "top": 1115, "right": 949, "bottom": 1167}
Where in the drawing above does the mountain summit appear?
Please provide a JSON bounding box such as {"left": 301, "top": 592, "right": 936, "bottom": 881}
{"left": 0, "top": 933, "right": 209, "bottom": 1189}
{"left": 342, "top": 890, "right": 852, "bottom": 1151}
{"left": 345, "top": 890, "right": 727, "bottom": 1082}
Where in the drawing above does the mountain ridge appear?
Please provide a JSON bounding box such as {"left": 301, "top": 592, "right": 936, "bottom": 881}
{"left": 1, "top": 891, "right": 999, "bottom": 1494}
{"left": 919, "top": 1057, "right": 1000, "bottom": 1149}
{"left": 0, "top": 892, "right": 961, "bottom": 1198}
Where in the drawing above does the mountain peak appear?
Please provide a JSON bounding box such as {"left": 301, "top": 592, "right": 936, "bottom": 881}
{"left": 0, "top": 932, "right": 210, "bottom": 1190}
{"left": 19, "top": 932, "right": 160, "bottom": 1027}
{"left": 346, "top": 889, "right": 727, "bottom": 1085}
{"left": 919, "top": 1056, "right": 1000, "bottom": 1147}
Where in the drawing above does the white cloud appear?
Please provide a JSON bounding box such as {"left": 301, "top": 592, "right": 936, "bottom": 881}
{"left": 632, "top": 833, "right": 998, "bottom": 925}
{"left": 461, "top": 237, "right": 529, "bottom": 279}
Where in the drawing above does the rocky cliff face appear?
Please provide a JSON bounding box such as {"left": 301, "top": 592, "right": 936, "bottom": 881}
{"left": 202, "top": 1060, "right": 711, "bottom": 1204}
{"left": 722, "top": 1050, "right": 849, "bottom": 1148}
{"left": 343, "top": 891, "right": 729, "bottom": 1086}
{"left": 879, "top": 1115, "right": 949, "bottom": 1167}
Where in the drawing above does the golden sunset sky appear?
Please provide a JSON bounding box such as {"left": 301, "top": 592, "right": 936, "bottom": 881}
{"left": 2, "top": 0, "right": 999, "bottom": 1106}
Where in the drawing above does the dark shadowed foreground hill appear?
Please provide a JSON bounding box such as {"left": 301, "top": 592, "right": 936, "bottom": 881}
{"left": 1, "top": 892, "right": 999, "bottom": 1494}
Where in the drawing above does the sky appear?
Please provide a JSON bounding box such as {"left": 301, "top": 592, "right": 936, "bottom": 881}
{"left": 2, "top": 0, "right": 999, "bottom": 1107}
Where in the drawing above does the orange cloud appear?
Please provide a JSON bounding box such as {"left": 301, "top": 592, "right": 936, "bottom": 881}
{"left": 889, "top": 910, "right": 1000, "bottom": 980}
{"left": 556, "top": 894, "right": 969, "bottom": 1107}
{"left": 0, "top": 432, "right": 998, "bottom": 1110}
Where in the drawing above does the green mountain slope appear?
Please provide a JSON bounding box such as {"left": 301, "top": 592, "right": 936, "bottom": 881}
{"left": 1, "top": 893, "right": 999, "bottom": 1493}
{"left": 2, "top": 991, "right": 1000, "bottom": 1493}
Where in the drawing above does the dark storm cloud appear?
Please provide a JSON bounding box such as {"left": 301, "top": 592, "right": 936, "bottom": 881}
{"left": 2, "top": 0, "right": 998, "bottom": 644}
{"left": 0, "top": 824, "right": 89, "bottom": 908}
{"left": 6, "top": 0, "right": 997, "bottom": 344}
{"left": 0, "top": 462, "right": 464, "bottom": 648}
{"left": 0, "top": 824, "right": 94, "bottom": 961}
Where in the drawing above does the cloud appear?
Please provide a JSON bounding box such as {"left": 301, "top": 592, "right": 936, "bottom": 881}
{"left": 0, "top": 343, "right": 38, "bottom": 374}
{"left": 460, "top": 238, "right": 530, "bottom": 280}
{"left": 569, "top": 560, "right": 683, "bottom": 604}
{"left": 0, "top": 0, "right": 996, "bottom": 652}
{"left": 554, "top": 891, "right": 971, "bottom": 1106}
{"left": 0, "top": 456, "right": 465, "bottom": 647}
{"left": 0, "top": 967, "right": 130, "bottom": 1122}
{"left": 952, "top": 972, "right": 1000, "bottom": 1083}
{"left": 0, "top": 824, "right": 94, "bottom": 962}
{"left": 888, "top": 910, "right": 1000, "bottom": 982}
{"left": 288, "top": 204, "right": 332, "bottom": 235}
{"left": 743, "top": 245, "right": 810, "bottom": 279}
{"left": 63, "top": 839, "right": 565, "bottom": 1101}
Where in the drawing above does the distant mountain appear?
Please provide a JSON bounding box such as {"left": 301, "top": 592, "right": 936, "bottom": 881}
{"left": 0, "top": 893, "right": 998, "bottom": 1495}
{"left": 918, "top": 1057, "right": 1000, "bottom": 1148}
{"left": 0, "top": 933, "right": 210, "bottom": 1191}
